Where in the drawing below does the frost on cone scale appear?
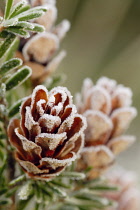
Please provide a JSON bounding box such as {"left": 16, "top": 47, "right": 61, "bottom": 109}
{"left": 8, "top": 85, "right": 86, "bottom": 180}
{"left": 76, "top": 77, "right": 137, "bottom": 179}
{"left": 104, "top": 168, "right": 140, "bottom": 210}
{"left": 15, "top": 0, "right": 70, "bottom": 86}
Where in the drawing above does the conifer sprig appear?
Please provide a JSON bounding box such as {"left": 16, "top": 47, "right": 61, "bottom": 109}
{"left": 0, "top": 2, "right": 48, "bottom": 208}
{"left": 0, "top": 0, "right": 48, "bottom": 94}
{"left": 0, "top": 0, "right": 47, "bottom": 37}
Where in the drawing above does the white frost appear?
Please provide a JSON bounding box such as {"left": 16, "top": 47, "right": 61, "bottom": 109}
{"left": 38, "top": 114, "right": 61, "bottom": 131}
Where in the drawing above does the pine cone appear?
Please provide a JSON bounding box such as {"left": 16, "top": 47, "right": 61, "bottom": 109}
{"left": 76, "top": 77, "right": 137, "bottom": 179}
{"left": 15, "top": 0, "right": 70, "bottom": 87}
{"left": 8, "top": 85, "right": 86, "bottom": 180}
{"left": 104, "top": 168, "right": 140, "bottom": 210}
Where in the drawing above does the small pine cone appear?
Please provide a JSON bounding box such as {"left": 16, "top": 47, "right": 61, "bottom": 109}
{"left": 15, "top": 0, "right": 70, "bottom": 87}
{"left": 8, "top": 85, "right": 86, "bottom": 180}
{"left": 30, "top": 0, "right": 57, "bottom": 31}
{"left": 104, "top": 168, "right": 140, "bottom": 210}
{"left": 76, "top": 77, "right": 137, "bottom": 179}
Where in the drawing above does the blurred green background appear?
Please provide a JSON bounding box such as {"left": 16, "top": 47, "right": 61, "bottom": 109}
{"left": 56, "top": 0, "right": 140, "bottom": 176}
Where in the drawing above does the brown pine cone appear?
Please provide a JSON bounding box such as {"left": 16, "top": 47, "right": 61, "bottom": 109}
{"left": 8, "top": 85, "right": 86, "bottom": 180}
{"left": 76, "top": 77, "right": 137, "bottom": 179}
{"left": 104, "top": 168, "right": 140, "bottom": 210}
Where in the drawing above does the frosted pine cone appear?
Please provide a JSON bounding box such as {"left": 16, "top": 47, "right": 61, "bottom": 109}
{"left": 104, "top": 168, "right": 140, "bottom": 210}
{"left": 16, "top": 0, "right": 70, "bottom": 87}
{"left": 76, "top": 77, "right": 137, "bottom": 179}
{"left": 8, "top": 85, "right": 86, "bottom": 180}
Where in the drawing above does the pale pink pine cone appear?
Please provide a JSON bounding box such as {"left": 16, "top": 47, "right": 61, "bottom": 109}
{"left": 104, "top": 167, "right": 140, "bottom": 210}
{"left": 8, "top": 85, "right": 87, "bottom": 180}
{"left": 76, "top": 77, "right": 137, "bottom": 179}
{"left": 14, "top": 0, "right": 70, "bottom": 86}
